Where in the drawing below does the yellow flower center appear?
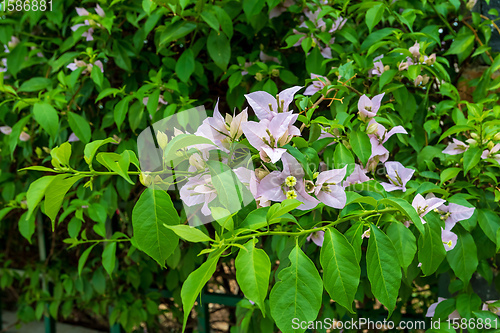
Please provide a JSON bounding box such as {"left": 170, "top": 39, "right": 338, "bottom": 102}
{"left": 285, "top": 176, "right": 297, "bottom": 187}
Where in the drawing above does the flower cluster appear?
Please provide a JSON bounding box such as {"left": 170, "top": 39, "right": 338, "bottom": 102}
{"left": 71, "top": 5, "right": 106, "bottom": 41}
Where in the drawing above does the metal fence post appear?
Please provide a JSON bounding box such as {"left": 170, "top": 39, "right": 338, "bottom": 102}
{"left": 37, "top": 213, "right": 56, "bottom": 333}
{"left": 197, "top": 288, "right": 210, "bottom": 333}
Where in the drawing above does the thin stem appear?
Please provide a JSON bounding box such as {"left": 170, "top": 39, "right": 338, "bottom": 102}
{"left": 429, "top": 1, "right": 456, "bottom": 36}
{"left": 462, "top": 19, "right": 494, "bottom": 62}
{"left": 480, "top": 14, "right": 500, "bottom": 36}
{"left": 227, "top": 208, "right": 399, "bottom": 243}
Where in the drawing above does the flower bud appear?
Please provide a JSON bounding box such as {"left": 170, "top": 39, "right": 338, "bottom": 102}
{"left": 255, "top": 167, "right": 270, "bottom": 180}
{"left": 470, "top": 133, "right": 479, "bottom": 140}
{"left": 383, "top": 65, "right": 390, "bottom": 71}
{"left": 488, "top": 141, "right": 495, "bottom": 150}
{"left": 189, "top": 153, "right": 205, "bottom": 171}
{"left": 255, "top": 73, "right": 264, "bottom": 81}
{"left": 494, "top": 132, "right": 500, "bottom": 141}
{"left": 414, "top": 75, "right": 423, "bottom": 86}
{"left": 366, "top": 123, "right": 379, "bottom": 135}
{"left": 425, "top": 54, "right": 436, "bottom": 66}
{"left": 140, "top": 172, "right": 152, "bottom": 186}
{"left": 271, "top": 68, "right": 280, "bottom": 77}
{"left": 398, "top": 62, "right": 409, "bottom": 71}
{"left": 156, "top": 131, "right": 169, "bottom": 150}
{"left": 466, "top": 0, "right": 477, "bottom": 10}
{"left": 422, "top": 74, "right": 430, "bottom": 85}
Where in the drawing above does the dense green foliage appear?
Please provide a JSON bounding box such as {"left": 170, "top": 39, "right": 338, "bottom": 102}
{"left": 1, "top": 0, "right": 500, "bottom": 332}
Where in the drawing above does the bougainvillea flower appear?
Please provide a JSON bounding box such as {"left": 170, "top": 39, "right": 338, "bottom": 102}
{"left": 258, "top": 153, "right": 319, "bottom": 210}
{"left": 19, "top": 131, "right": 30, "bottom": 141}
{"left": 442, "top": 138, "right": 468, "bottom": 155}
{"left": 343, "top": 164, "right": 370, "bottom": 188}
{"left": 244, "top": 86, "right": 302, "bottom": 121}
{"left": 67, "top": 59, "right": 104, "bottom": 74}
{"left": 72, "top": 6, "right": 105, "bottom": 41}
{"left": 380, "top": 161, "right": 414, "bottom": 192}
{"left": 367, "top": 119, "right": 407, "bottom": 163}
{"left": 438, "top": 203, "right": 475, "bottom": 226}
{"left": 68, "top": 133, "right": 80, "bottom": 142}
{"left": 0, "top": 126, "right": 12, "bottom": 135}
{"left": 269, "top": 0, "right": 294, "bottom": 19}
{"left": 307, "top": 229, "right": 325, "bottom": 247}
{"left": 426, "top": 298, "right": 460, "bottom": 318}
{"left": 142, "top": 95, "right": 168, "bottom": 109}
{"left": 0, "top": 58, "right": 7, "bottom": 73}
{"left": 441, "top": 229, "right": 458, "bottom": 251}
{"left": 482, "top": 301, "right": 500, "bottom": 315}
{"left": 358, "top": 93, "right": 384, "bottom": 121}
{"left": 242, "top": 112, "right": 299, "bottom": 163}
{"left": 314, "top": 166, "right": 347, "bottom": 209}
{"left": 304, "top": 74, "right": 331, "bottom": 96}
{"left": 481, "top": 143, "right": 500, "bottom": 164}
{"left": 196, "top": 101, "right": 248, "bottom": 146}
{"left": 411, "top": 193, "right": 446, "bottom": 224}
{"left": 179, "top": 174, "right": 217, "bottom": 216}
{"left": 409, "top": 41, "right": 420, "bottom": 59}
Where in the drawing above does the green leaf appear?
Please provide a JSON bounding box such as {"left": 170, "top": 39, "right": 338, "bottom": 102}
{"left": 463, "top": 147, "right": 482, "bottom": 175}
{"left": 440, "top": 167, "right": 461, "bottom": 184}
{"left": 91, "top": 65, "right": 104, "bottom": 88}
{"left": 243, "top": 0, "right": 265, "bottom": 19}
{"left": 438, "top": 125, "right": 475, "bottom": 142}
{"left": 320, "top": 228, "right": 360, "bottom": 313}
{"left": 26, "top": 176, "right": 55, "bottom": 220}
{"left": 269, "top": 244, "right": 323, "bottom": 333}
{"left": 114, "top": 96, "right": 132, "bottom": 130}
{"left": 201, "top": 11, "right": 219, "bottom": 31}
{"left": 83, "top": 138, "right": 118, "bottom": 166}
{"left": 102, "top": 242, "right": 117, "bottom": 276}
{"left": 19, "top": 211, "right": 36, "bottom": 244}
{"left": 44, "top": 175, "right": 85, "bottom": 230}
{"left": 206, "top": 160, "right": 251, "bottom": 213}
{"left": 164, "top": 225, "right": 213, "bottom": 243}
{"left": 67, "top": 112, "right": 92, "bottom": 144}
{"left": 33, "top": 103, "right": 59, "bottom": 139}
{"left": 160, "top": 21, "right": 197, "bottom": 46}
{"left": 112, "top": 40, "right": 132, "bottom": 72}
{"left": 447, "top": 230, "right": 478, "bottom": 285}
{"left": 418, "top": 214, "right": 446, "bottom": 276}
{"left": 361, "top": 28, "right": 396, "bottom": 52}
{"left": 164, "top": 134, "right": 214, "bottom": 161}
{"left": 477, "top": 209, "right": 500, "bottom": 244}
{"left": 78, "top": 244, "right": 97, "bottom": 276}
{"left": 365, "top": 3, "right": 385, "bottom": 33}
{"left": 6, "top": 43, "right": 27, "bottom": 77}
{"left": 9, "top": 116, "right": 31, "bottom": 158}
{"left": 267, "top": 199, "right": 302, "bottom": 222}
{"left": 131, "top": 186, "right": 180, "bottom": 267}
{"left": 96, "top": 152, "right": 134, "bottom": 185}
{"left": 235, "top": 240, "right": 271, "bottom": 315}
{"left": 379, "top": 198, "right": 425, "bottom": 235}
{"left": 18, "top": 77, "right": 52, "bottom": 92}
{"left": 344, "top": 221, "right": 364, "bottom": 263}
{"left": 181, "top": 248, "right": 224, "bottom": 332}
{"left": 306, "top": 47, "right": 326, "bottom": 76}
{"left": 213, "top": 6, "right": 233, "bottom": 39}
{"left": 349, "top": 130, "right": 372, "bottom": 166}
{"left": 366, "top": 224, "right": 402, "bottom": 316}
{"left": 175, "top": 49, "right": 195, "bottom": 83}
{"left": 210, "top": 207, "right": 234, "bottom": 231}
{"left": 207, "top": 30, "right": 230, "bottom": 71}
{"left": 333, "top": 143, "right": 355, "bottom": 175}
{"left": 386, "top": 222, "right": 416, "bottom": 274}
{"left": 445, "top": 33, "right": 475, "bottom": 57}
